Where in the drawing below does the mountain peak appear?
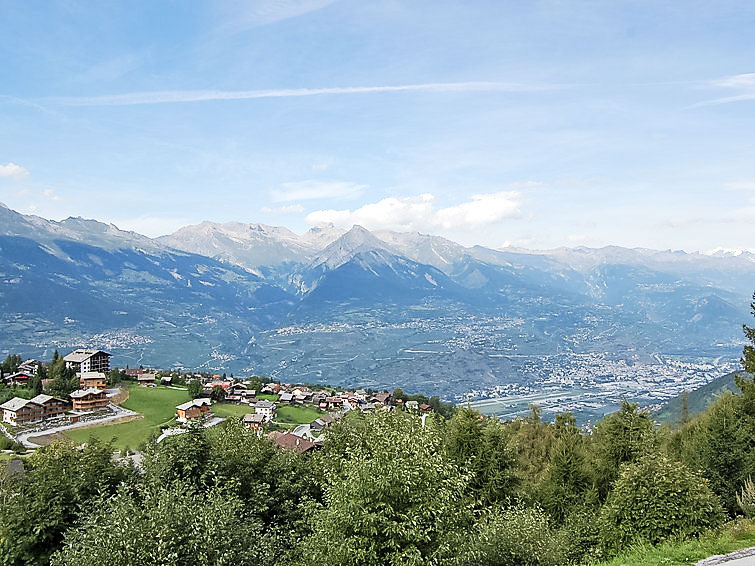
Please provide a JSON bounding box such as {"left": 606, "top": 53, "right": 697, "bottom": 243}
{"left": 311, "top": 225, "right": 394, "bottom": 270}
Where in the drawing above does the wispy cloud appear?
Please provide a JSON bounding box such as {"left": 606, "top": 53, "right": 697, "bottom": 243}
{"left": 692, "top": 73, "right": 755, "bottom": 107}
{"left": 219, "top": 0, "right": 339, "bottom": 30}
{"left": 50, "top": 81, "right": 566, "bottom": 106}
{"left": 0, "top": 162, "right": 30, "bottom": 178}
{"left": 271, "top": 180, "right": 365, "bottom": 202}
{"left": 260, "top": 203, "right": 306, "bottom": 213}
{"left": 306, "top": 191, "right": 523, "bottom": 232}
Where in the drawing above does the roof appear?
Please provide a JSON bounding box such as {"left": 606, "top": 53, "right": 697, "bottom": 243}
{"left": 81, "top": 371, "right": 106, "bottom": 380}
{"left": 176, "top": 398, "right": 211, "bottom": 411}
{"left": 63, "top": 349, "right": 110, "bottom": 363}
{"left": 279, "top": 393, "right": 293, "bottom": 401}
{"left": 4, "top": 372, "right": 32, "bottom": 380}
{"left": 371, "top": 392, "right": 391, "bottom": 403}
{"left": 255, "top": 400, "right": 274, "bottom": 409}
{"left": 243, "top": 413, "right": 265, "bottom": 423}
{"left": 137, "top": 374, "right": 156, "bottom": 381}
{"left": 0, "top": 397, "right": 37, "bottom": 411}
{"left": 30, "top": 394, "right": 62, "bottom": 405}
{"left": 70, "top": 388, "right": 105, "bottom": 399}
{"left": 273, "top": 432, "right": 316, "bottom": 453}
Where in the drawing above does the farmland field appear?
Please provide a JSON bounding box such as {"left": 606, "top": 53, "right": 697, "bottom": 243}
{"left": 65, "top": 385, "right": 189, "bottom": 452}
{"left": 276, "top": 404, "right": 325, "bottom": 425}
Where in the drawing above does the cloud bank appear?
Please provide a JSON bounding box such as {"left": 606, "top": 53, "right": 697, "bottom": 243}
{"left": 306, "top": 191, "right": 522, "bottom": 232}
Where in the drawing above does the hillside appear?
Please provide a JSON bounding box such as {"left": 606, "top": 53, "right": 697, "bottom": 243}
{"left": 654, "top": 371, "right": 752, "bottom": 424}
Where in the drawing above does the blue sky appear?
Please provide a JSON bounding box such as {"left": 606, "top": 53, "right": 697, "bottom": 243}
{"left": 1, "top": 0, "right": 754, "bottom": 251}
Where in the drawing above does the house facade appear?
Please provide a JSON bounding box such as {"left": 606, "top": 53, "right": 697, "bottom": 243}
{"left": 30, "top": 394, "right": 67, "bottom": 418}
{"left": 64, "top": 349, "right": 111, "bottom": 374}
{"left": 1, "top": 398, "right": 44, "bottom": 425}
{"left": 254, "top": 400, "right": 275, "bottom": 422}
{"left": 79, "top": 372, "right": 108, "bottom": 390}
{"left": 70, "top": 388, "right": 108, "bottom": 411}
{"left": 175, "top": 398, "right": 211, "bottom": 421}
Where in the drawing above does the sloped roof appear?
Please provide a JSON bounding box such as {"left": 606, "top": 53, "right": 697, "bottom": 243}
{"left": 243, "top": 413, "right": 265, "bottom": 423}
{"left": 273, "top": 432, "right": 316, "bottom": 453}
{"left": 63, "top": 349, "right": 110, "bottom": 363}
{"left": 30, "top": 394, "right": 59, "bottom": 405}
{"left": 0, "top": 397, "right": 37, "bottom": 411}
{"left": 70, "top": 387, "right": 105, "bottom": 399}
{"left": 176, "top": 398, "right": 211, "bottom": 411}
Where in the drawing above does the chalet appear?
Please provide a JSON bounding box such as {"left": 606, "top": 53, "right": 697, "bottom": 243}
{"left": 310, "top": 414, "right": 335, "bottom": 433}
{"left": 64, "top": 349, "right": 110, "bottom": 374}
{"left": 79, "top": 371, "right": 108, "bottom": 390}
{"left": 30, "top": 394, "right": 67, "bottom": 418}
{"left": 254, "top": 400, "right": 275, "bottom": 422}
{"left": 160, "top": 376, "right": 172, "bottom": 386}
{"left": 70, "top": 388, "right": 109, "bottom": 412}
{"left": 1, "top": 397, "right": 44, "bottom": 425}
{"left": 137, "top": 373, "right": 156, "bottom": 387}
{"left": 419, "top": 403, "right": 433, "bottom": 413}
{"left": 323, "top": 396, "right": 343, "bottom": 410}
{"left": 370, "top": 392, "right": 392, "bottom": 406}
{"left": 18, "top": 359, "right": 41, "bottom": 375}
{"left": 405, "top": 400, "right": 419, "bottom": 412}
{"left": 279, "top": 392, "right": 294, "bottom": 404}
{"left": 271, "top": 432, "right": 316, "bottom": 454}
{"left": 124, "top": 369, "right": 141, "bottom": 377}
{"left": 243, "top": 413, "right": 265, "bottom": 431}
{"left": 175, "top": 398, "right": 211, "bottom": 421}
{"left": 311, "top": 393, "right": 326, "bottom": 407}
{"left": 2, "top": 371, "right": 32, "bottom": 387}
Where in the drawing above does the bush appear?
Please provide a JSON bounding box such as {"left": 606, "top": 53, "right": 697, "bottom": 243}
{"left": 736, "top": 476, "right": 755, "bottom": 518}
{"left": 598, "top": 453, "right": 725, "bottom": 555}
{"left": 462, "top": 505, "right": 562, "bottom": 566}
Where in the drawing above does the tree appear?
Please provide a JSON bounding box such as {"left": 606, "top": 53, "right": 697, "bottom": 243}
{"left": 742, "top": 292, "right": 755, "bottom": 374}
{"left": 187, "top": 379, "right": 203, "bottom": 399}
{"left": 210, "top": 385, "right": 226, "bottom": 402}
{"left": 302, "top": 411, "right": 475, "bottom": 565}
{"left": 598, "top": 453, "right": 724, "bottom": 555}
{"left": 591, "top": 401, "right": 656, "bottom": 499}
{"left": 0, "top": 440, "right": 132, "bottom": 565}
{"left": 51, "top": 482, "right": 268, "bottom": 566}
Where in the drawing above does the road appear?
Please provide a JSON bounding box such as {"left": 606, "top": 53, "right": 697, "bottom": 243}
{"left": 697, "top": 547, "right": 755, "bottom": 565}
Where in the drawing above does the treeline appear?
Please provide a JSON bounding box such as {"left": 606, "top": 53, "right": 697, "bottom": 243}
{"left": 1, "top": 382, "right": 754, "bottom": 565}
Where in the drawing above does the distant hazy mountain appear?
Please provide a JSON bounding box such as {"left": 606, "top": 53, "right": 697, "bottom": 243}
{"left": 1, "top": 203, "right": 753, "bottom": 399}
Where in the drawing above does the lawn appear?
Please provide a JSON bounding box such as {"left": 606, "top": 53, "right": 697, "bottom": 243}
{"left": 275, "top": 404, "right": 326, "bottom": 426}
{"left": 65, "top": 385, "right": 190, "bottom": 452}
{"left": 257, "top": 393, "right": 279, "bottom": 401}
{"left": 594, "top": 519, "right": 755, "bottom": 566}
{"left": 212, "top": 402, "right": 255, "bottom": 419}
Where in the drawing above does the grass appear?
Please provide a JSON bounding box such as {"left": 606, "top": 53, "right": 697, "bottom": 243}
{"left": 65, "top": 385, "right": 189, "bottom": 452}
{"left": 257, "top": 393, "right": 279, "bottom": 401}
{"left": 592, "top": 519, "right": 755, "bottom": 566}
{"left": 275, "top": 404, "right": 326, "bottom": 426}
{"left": 212, "top": 403, "right": 255, "bottom": 419}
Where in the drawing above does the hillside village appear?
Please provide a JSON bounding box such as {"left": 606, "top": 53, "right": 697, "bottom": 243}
{"left": 0, "top": 348, "right": 441, "bottom": 454}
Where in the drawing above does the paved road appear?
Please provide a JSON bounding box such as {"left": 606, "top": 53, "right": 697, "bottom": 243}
{"left": 697, "top": 547, "right": 755, "bottom": 565}
{"left": 17, "top": 404, "right": 140, "bottom": 448}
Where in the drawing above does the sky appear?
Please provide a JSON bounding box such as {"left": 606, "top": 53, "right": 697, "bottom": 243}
{"left": 1, "top": 0, "right": 754, "bottom": 252}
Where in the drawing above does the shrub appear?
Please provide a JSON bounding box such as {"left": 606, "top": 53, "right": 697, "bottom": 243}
{"left": 462, "top": 505, "right": 562, "bottom": 566}
{"left": 598, "top": 453, "right": 725, "bottom": 555}
{"left": 736, "top": 476, "right": 755, "bottom": 518}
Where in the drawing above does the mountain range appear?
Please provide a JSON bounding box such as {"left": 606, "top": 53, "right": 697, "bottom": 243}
{"left": 1, "top": 202, "right": 753, "bottom": 403}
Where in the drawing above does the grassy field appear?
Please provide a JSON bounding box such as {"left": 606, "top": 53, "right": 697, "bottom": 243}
{"left": 212, "top": 403, "right": 254, "bottom": 418}
{"left": 276, "top": 404, "right": 325, "bottom": 426}
{"left": 257, "top": 393, "right": 279, "bottom": 401}
{"left": 65, "top": 385, "right": 189, "bottom": 452}
{"left": 594, "top": 519, "right": 755, "bottom": 566}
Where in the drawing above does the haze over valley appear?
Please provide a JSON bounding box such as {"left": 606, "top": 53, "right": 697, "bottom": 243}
{"left": 2, "top": 202, "right": 751, "bottom": 421}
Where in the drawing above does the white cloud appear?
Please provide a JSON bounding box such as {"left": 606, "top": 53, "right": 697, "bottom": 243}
{"left": 306, "top": 191, "right": 522, "bottom": 232}
{"left": 567, "top": 234, "right": 587, "bottom": 243}
{"left": 52, "top": 81, "right": 567, "bottom": 106}
{"left": 693, "top": 73, "right": 755, "bottom": 107}
{"left": 0, "top": 162, "right": 29, "bottom": 178}
{"left": 271, "top": 180, "right": 365, "bottom": 202}
{"left": 260, "top": 203, "right": 306, "bottom": 213}
{"left": 42, "top": 188, "right": 61, "bottom": 201}
{"left": 228, "top": 0, "right": 339, "bottom": 28}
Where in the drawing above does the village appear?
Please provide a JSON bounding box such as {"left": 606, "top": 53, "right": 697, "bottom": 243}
{"left": 0, "top": 349, "right": 437, "bottom": 456}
